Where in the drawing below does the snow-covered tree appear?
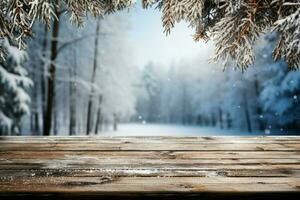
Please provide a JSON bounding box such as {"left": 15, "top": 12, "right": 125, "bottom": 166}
{"left": 92, "top": 13, "right": 138, "bottom": 132}
{"left": 1, "top": 0, "right": 300, "bottom": 70}
{"left": 222, "top": 68, "right": 255, "bottom": 132}
{"left": 260, "top": 61, "right": 300, "bottom": 129}
{"left": 0, "top": 39, "right": 32, "bottom": 135}
{"left": 141, "top": 62, "right": 162, "bottom": 122}
{"left": 259, "top": 35, "right": 300, "bottom": 129}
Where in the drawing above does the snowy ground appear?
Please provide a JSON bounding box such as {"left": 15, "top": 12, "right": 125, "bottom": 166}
{"left": 23, "top": 123, "right": 300, "bottom": 136}
{"left": 100, "top": 123, "right": 266, "bottom": 136}
{"left": 24, "top": 123, "right": 297, "bottom": 136}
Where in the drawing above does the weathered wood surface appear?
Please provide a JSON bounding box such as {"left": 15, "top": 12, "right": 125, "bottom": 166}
{"left": 0, "top": 136, "right": 300, "bottom": 199}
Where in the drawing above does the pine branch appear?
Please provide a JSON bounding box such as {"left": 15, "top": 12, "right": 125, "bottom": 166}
{"left": 1, "top": 0, "right": 300, "bottom": 70}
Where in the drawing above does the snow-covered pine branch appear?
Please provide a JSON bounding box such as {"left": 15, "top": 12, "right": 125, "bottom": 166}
{"left": 1, "top": 0, "right": 300, "bottom": 70}
{"left": 273, "top": 6, "right": 300, "bottom": 69}
{"left": 158, "top": 0, "right": 300, "bottom": 69}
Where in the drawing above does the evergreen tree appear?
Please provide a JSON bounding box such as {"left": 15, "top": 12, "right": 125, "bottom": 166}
{"left": 142, "top": 62, "right": 161, "bottom": 122}
{"left": 260, "top": 35, "right": 300, "bottom": 130}
{"left": 0, "top": 39, "right": 32, "bottom": 135}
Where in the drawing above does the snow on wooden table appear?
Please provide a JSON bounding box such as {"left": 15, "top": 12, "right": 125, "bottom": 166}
{"left": 0, "top": 136, "right": 300, "bottom": 199}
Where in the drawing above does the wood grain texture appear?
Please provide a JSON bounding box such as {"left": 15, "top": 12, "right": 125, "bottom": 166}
{"left": 0, "top": 136, "right": 300, "bottom": 199}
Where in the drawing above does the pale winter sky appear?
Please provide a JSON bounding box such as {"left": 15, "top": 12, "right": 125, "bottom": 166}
{"left": 124, "top": 2, "right": 214, "bottom": 68}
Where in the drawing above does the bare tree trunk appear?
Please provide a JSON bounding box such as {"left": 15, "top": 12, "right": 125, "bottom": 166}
{"left": 53, "top": 97, "right": 58, "bottom": 135}
{"left": 30, "top": 113, "right": 34, "bottom": 133}
{"left": 30, "top": 55, "right": 40, "bottom": 135}
{"left": 197, "top": 115, "right": 202, "bottom": 125}
{"left": 181, "top": 83, "right": 187, "bottom": 125}
{"left": 104, "top": 119, "right": 109, "bottom": 131}
{"left": 41, "top": 25, "right": 48, "bottom": 133}
{"left": 113, "top": 113, "right": 118, "bottom": 131}
{"left": 226, "top": 112, "right": 232, "bottom": 129}
{"left": 34, "top": 112, "right": 39, "bottom": 134}
{"left": 44, "top": 0, "right": 60, "bottom": 136}
{"left": 31, "top": 82, "right": 40, "bottom": 135}
{"left": 69, "top": 48, "right": 77, "bottom": 136}
{"left": 94, "top": 95, "right": 103, "bottom": 134}
{"left": 34, "top": 60, "right": 40, "bottom": 134}
{"left": 86, "top": 18, "right": 101, "bottom": 135}
{"left": 243, "top": 89, "right": 252, "bottom": 133}
{"left": 69, "top": 82, "right": 77, "bottom": 135}
{"left": 218, "top": 108, "right": 223, "bottom": 129}
{"left": 211, "top": 112, "right": 216, "bottom": 127}
{"left": 254, "top": 75, "right": 264, "bottom": 131}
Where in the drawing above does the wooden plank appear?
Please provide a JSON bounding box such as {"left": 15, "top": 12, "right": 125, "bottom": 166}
{"left": 1, "top": 176, "right": 299, "bottom": 193}
{"left": 1, "top": 163, "right": 300, "bottom": 170}
{"left": 2, "top": 150, "right": 300, "bottom": 159}
{"left": 1, "top": 142, "right": 300, "bottom": 151}
{"left": 0, "top": 193, "right": 298, "bottom": 200}
{"left": 1, "top": 158, "right": 300, "bottom": 170}
{"left": 0, "top": 136, "right": 300, "bottom": 199}
{"left": 1, "top": 168, "right": 300, "bottom": 178}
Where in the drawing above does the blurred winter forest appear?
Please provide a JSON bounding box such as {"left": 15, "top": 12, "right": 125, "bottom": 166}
{"left": 136, "top": 33, "right": 300, "bottom": 135}
{"left": 1, "top": 11, "right": 300, "bottom": 136}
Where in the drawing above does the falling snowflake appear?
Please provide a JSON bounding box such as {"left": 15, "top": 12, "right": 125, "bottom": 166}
{"left": 259, "top": 115, "right": 264, "bottom": 119}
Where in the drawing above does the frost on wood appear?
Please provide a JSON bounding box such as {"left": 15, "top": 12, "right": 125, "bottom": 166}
{"left": 0, "top": 39, "right": 32, "bottom": 135}
{"left": 1, "top": 0, "right": 300, "bottom": 70}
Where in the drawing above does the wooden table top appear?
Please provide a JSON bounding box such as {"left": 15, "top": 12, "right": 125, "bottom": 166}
{"left": 0, "top": 136, "right": 300, "bottom": 199}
